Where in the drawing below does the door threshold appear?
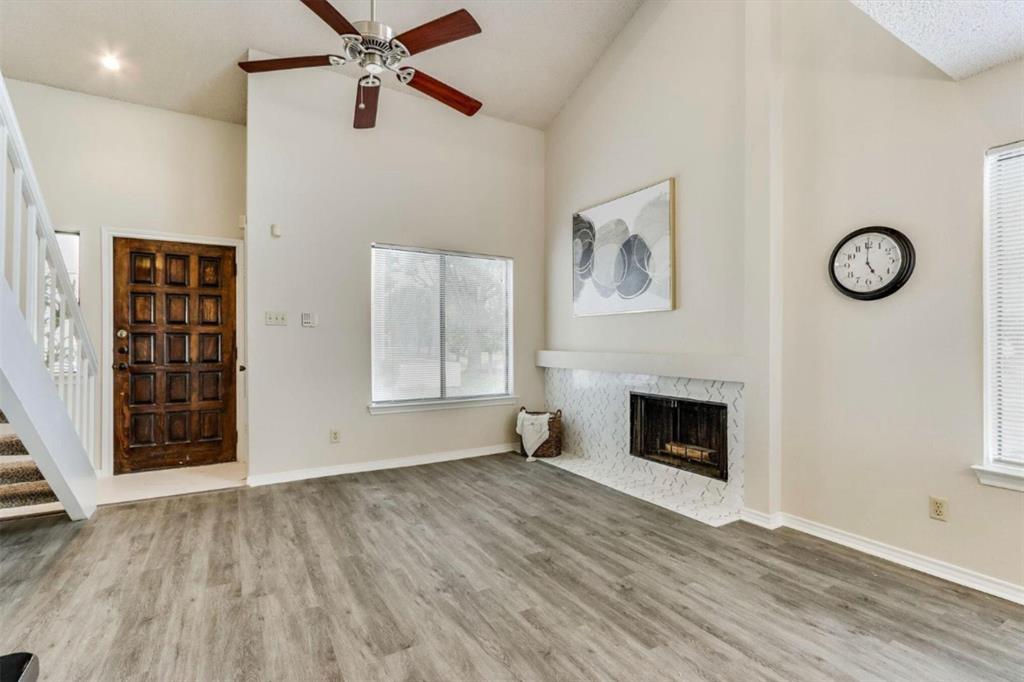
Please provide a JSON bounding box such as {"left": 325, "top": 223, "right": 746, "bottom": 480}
{"left": 98, "top": 461, "right": 247, "bottom": 506}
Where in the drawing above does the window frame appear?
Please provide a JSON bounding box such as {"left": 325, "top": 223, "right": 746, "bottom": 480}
{"left": 54, "top": 229, "right": 80, "bottom": 300}
{"left": 976, "top": 139, "right": 1024, "bottom": 491}
{"left": 369, "top": 242, "right": 516, "bottom": 415}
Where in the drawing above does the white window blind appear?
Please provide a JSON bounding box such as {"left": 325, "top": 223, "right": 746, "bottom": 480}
{"left": 985, "top": 141, "right": 1024, "bottom": 467}
{"left": 372, "top": 244, "right": 513, "bottom": 405}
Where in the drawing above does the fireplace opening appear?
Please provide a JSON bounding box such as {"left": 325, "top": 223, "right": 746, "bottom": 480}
{"left": 629, "top": 392, "right": 728, "bottom": 481}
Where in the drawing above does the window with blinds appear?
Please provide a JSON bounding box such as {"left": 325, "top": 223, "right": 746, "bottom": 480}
{"left": 371, "top": 244, "right": 513, "bottom": 406}
{"left": 984, "top": 140, "right": 1024, "bottom": 469}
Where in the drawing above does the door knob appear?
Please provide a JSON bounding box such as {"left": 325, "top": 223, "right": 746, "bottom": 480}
{"left": 113, "top": 362, "right": 128, "bottom": 370}
{"left": 116, "top": 329, "right": 128, "bottom": 339}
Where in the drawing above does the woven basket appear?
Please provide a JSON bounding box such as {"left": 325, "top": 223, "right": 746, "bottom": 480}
{"left": 518, "top": 407, "right": 562, "bottom": 458}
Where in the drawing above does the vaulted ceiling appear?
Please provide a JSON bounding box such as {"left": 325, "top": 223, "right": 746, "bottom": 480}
{"left": 4, "top": 0, "right": 1020, "bottom": 130}
{"left": 0, "top": 0, "right": 642, "bottom": 129}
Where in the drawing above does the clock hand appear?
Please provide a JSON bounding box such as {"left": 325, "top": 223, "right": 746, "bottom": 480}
{"left": 864, "top": 242, "right": 876, "bottom": 274}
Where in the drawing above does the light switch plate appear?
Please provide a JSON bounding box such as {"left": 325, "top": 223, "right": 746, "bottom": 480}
{"left": 265, "top": 311, "right": 287, "bottom": 326}
{"left": 301, "top": 312, "right": 319, "bottom": 328}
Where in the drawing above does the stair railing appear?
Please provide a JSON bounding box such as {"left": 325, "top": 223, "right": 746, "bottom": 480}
{"left": 0, "top": 73, "right": 99, "bottom": 467}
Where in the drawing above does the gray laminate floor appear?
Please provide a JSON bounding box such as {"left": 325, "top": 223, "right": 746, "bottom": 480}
{"left": 1, "top": 454, "right": 1021, "bottom": 682}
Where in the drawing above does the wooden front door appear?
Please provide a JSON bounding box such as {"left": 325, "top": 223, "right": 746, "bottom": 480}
{"left": 113, "top": 237, "right": 237, "bottom": 474}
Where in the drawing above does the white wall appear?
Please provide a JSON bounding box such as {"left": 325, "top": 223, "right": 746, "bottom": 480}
{"left": 245, "top": 62, "right": 545, "bottom": 478}
{"left": 7, "top": 79, "right": 246, "bottom": 465}
{"left": 543, "top": 0, "right": 1023, "bottom": 587}
{"left": 780, "top": 0, "right": 1024, "bottom": 585}
{"left": 543, "top": 1, "right": 780, "bottom": 511}
{"left": 545, "top": 1, "right": 746, "bottom": 357}
{"left": 6, "top": 80, "right": 246, "bottom": 345}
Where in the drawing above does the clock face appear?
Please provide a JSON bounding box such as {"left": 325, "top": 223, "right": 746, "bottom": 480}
{"left": 829, "top": 227, "right": 914, "bottom": 300}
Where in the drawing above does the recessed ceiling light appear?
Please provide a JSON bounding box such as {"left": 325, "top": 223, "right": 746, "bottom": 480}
{"left": 100, "top": 54, "right": 121, "bottom": 72}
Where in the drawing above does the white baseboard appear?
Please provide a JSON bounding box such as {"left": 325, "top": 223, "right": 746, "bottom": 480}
{"left": 739, "top": 507, "right": 784, "bottom": 529}
{"left": 739, "top": 507, "right": 1024, "bottom": 605}
{"left": 246, "top": 443, "right": 518, "bottom": 487}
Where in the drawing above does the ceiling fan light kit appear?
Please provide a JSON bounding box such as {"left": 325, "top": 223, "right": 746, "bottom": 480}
{"left": 239, "top": 0, "right": 483, "bottom": 129}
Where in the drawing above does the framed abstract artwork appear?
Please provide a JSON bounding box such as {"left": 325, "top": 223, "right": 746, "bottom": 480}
{"left": 572, "top": 178, "right": 675, "bottom": 316}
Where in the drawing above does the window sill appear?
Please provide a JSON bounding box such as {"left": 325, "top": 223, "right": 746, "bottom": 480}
{"left": 368, "top": 395, "right": 519, "bottom": 415}
{"left": 972, "top": 463, "right": 1024, "bottom": 492}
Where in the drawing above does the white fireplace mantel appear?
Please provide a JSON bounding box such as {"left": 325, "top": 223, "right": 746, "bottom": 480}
{"left": 536, "top": 350, "right": 746, "bottom": 384}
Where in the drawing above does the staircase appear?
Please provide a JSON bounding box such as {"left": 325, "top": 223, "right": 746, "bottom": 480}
{"left": 0, "top": 410, "right": 58, "bottom": 510}
{"left": 0, "top": 70, "right": 97, "bottom": 520}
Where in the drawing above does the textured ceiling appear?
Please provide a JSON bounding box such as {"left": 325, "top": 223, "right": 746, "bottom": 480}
{"left": 851, "top": 0, "right": 1024, "bottom": 80}
{"left": 0, "top": 0, "right": 642, "bottom": 129}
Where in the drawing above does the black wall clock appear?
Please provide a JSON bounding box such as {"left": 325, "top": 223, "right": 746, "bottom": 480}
{"left": 828, "top": 226, "right": 915, "bottom": 301}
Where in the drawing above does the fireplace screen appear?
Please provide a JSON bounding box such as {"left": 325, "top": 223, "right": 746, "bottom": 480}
{"left": 629, "top": 392, "right": 728, "bottom": 481}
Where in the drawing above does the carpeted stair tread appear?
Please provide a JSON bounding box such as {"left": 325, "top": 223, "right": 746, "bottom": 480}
{"left": 0, "top": 480, "right": 57, "bottom": 508}
{"left": 0, "top": 434, "right": 28, "bottom": 457}
{"left": 0, "top": 460, "right": 45, "bottom": 485}
{"left": 0, "top": 423, "right": 61, "bottom": 511}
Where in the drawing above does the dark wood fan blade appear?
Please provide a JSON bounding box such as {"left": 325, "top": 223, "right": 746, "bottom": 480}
{"left": 300, "top": 0, "right": 359, "bottom": 36}
{"left": 404, "top": 69, "right": 482, "bottom": 116}
{"left": 354, "top": 79, "right": 381, "bottom": 129}
{"left": 394, "top": 9, "right": 481, "bottom": 56}
{"left": 238, "top": 55, "right": 336, "bottom": 73}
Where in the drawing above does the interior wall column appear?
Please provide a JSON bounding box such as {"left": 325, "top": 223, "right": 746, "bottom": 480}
{"left": 742, "top": 0, "right": 784, "bottom": 519}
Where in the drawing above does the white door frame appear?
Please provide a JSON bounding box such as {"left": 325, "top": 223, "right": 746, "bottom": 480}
{"left": 100, "top": 227, "right": 248, "bottom": 478}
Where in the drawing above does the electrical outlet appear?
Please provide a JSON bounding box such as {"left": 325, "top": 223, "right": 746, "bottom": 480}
{"left": 264, "top": 311, "right": 287, "bottom": 326}
{"left": 329, "top": 429, "right": 341, "bottom": 444}
{"left": 929, "top": 496, "right": 949, "bottom": 522}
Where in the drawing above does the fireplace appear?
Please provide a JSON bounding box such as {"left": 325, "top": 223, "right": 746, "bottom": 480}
{"left": 629, "top": 392, "right": 728, "bottom": 481}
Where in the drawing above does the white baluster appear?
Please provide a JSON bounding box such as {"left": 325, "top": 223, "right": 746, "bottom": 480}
{"left": 68, "top": 333, "right": 77, "bottom": 428}
{"left": 65, "top": 330, "right": 74, "bottom": 423}
{"left": 35, "top": 234, "right": 46, "bottom": 345}
{"left": 84, "top": 361, "right": 92, "bottom": 457}
{"left": 0, "top": 125, "right": 7, "bottom": 283}
{"left": 54, "top": 290, "right": 65, "bottom": 387}
{"left": 87, "top": 369, "right": 96, "bottom": 465}
{"left": 62, "top": 313, "right": 71, "bottom": 407}
{"left": 74, "top": 337, "right": 84, "bottom": 434}
{"left": 72, "top": 340, "right": 79, "bottom": 434}
{"left": 10, "top": 169, "right": 22, "bottom": 299}
{"left": 79, "top": 344, "right": 88, "bottom": 437}
{"left": 25, "top": 206, "right": 38, "bottom": 334}
{"left": 47, "top": 261, "right": 59, "bottom": 372}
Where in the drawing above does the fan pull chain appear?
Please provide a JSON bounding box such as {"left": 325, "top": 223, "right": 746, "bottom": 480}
{"left": 358, "top": 82, "right": 366, "bottom": 110}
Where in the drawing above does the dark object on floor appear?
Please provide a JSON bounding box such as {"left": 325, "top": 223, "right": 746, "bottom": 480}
{"left": 0, "top": 652, "right": 40, "bottom": 682}
{"left": 518, "top": 407, "right": 562, "bottom": 458}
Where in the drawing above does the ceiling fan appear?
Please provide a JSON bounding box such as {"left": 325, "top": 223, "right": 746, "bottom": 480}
{"left": 239, "top": 0, "right": 483, "bottom": 129}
